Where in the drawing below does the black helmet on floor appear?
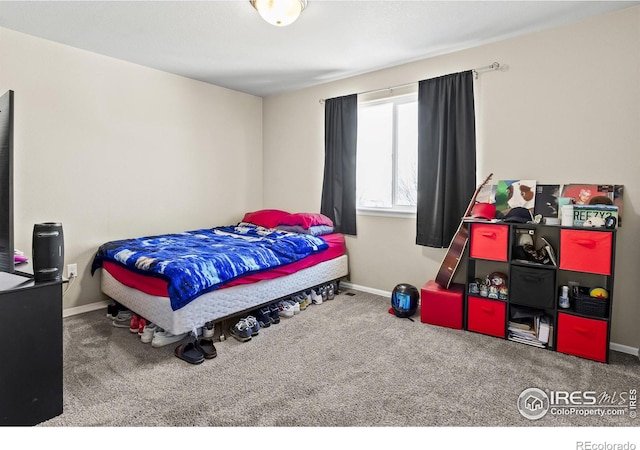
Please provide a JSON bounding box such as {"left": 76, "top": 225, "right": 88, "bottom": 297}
{"left": 391, "top": 283, "right": 419, "bottom": 318}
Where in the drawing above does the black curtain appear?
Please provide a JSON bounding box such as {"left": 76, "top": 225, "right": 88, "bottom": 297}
{"left": 320, "top": 94, "right": 358, "bottom": 236}
{"left": 416, "top": 71, "right": 476, "bottom": 247}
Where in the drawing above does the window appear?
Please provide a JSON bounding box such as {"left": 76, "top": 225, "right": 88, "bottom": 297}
{"left": 356, "top": 92, "right": 418, "bottom": 215}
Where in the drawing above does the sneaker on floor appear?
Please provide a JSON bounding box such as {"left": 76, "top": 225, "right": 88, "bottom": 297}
{"left": 230, "top": 319, "right": 252, "bottom": 342}
{"left": 303, "top": 291, "right": 313, "bottom": 307}
{"left": 151, "top": 330, "right": 188, "bottom": 348}
{"left": 245, "top": 316, "right": 260, "bottom": 336}
{"left": 129, "top": 314, "right": 140, "bottom": 333}
{"left": 106, "top": 302, "right": 117, "bottom": 319}
{"left": 292, "top": 294, "right": 306, "bottom": 311}
{"left": 137, "top": 317, "right": 148, "bottom": 335}
{"left": 112, "top": 310, "right": 133, "bottom": 328}
{"left": 299, "top": 293, "right": 310, "bottom": 310}
{"left": 278, "top": 301, "right": 295, "bottom": 318}
{"left": 321, "top": 286, "right": 328, "bottom": 302}
{"left": 202, "top": 322, "right": 215, "bottom": 339}
{"left": 327, "top": 282, "right": 335, "bottom": 300}
{"left": 310, "top": 289, "right": 323, "bottom": 305}
{"left": 255, "top": 307, "right": 272, "bottom": 328}
{"left": 140, "top": 323, "right": 157, "bottom": 343}
{"left": 268, "top": 303, "right": 281, "bottom": 324}
{"left": 289, "top": 298, "right": 301, "bottom": 315}
{"left": 150, "top": 326, "right": 165, "bottom": 342}
{"left": 106, "top": 301, "right": 126, "bottom": 320}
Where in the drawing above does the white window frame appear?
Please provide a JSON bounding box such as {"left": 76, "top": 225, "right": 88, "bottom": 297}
{"left": 356, "top": 90, "right": 418, "bottom": 218}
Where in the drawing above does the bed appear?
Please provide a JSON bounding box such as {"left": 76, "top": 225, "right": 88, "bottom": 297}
{"left": 91, "top": 210, "right": 349, "bottom": 336}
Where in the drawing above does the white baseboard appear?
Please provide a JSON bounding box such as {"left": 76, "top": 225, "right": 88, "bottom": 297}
{"left": 339, "top": 281, "right": 639, "bottom": 357}
{"left": 63, "top": 300, "right": 110, "bottom": 318}
{"left": 340, "top": 281, "right": 391, "bottom": 298}
{"left": 609, "top": 342, "right": 638, "bottom": 357}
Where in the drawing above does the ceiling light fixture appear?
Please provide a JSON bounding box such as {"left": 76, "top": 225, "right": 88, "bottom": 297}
{"left": 250, "top": 0, "right": 308, "bottom": 27}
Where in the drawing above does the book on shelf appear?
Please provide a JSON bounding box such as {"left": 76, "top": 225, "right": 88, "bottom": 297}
{"left": 537, "top": 316, "right": 550, "bottom": 344}
{"left": 508, "top": 320, "right": 533, "bottom": 331}
{"left": 508, "top": 334, "right": 547, "bottom": 348}
{"left": 509, "top": 314, "right": 535, "bottom": 332}
{"left": 508, "top": 306, "right": 551, "bottom": 347}
{"left": 508, "top": 329, "right": 537, "bottom": 340}
{"left": 537, "top": 323, "right": 550, "bottom": 344}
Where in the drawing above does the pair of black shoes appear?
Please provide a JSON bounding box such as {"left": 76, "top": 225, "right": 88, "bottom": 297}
{"left": 175, "top": 337, "right": 217, "bottom": 365}
{"left": 254, "top": 304, "right": 280, "bottom": 328}
{"left": 106, "top": 301, "right": 128, "bottom": 319}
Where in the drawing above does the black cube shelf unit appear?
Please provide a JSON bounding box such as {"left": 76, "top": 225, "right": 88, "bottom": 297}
{"left": 464, "top": 220, "right": 615, "bottom": 363}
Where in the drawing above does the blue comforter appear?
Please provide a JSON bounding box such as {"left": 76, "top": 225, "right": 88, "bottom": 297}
{"left": 91, "top": 224, "right": 328, "bottom": 311}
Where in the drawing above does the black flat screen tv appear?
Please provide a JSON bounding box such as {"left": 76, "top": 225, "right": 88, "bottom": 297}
{"left": 0, "top": 90, "right": 14, "bottom": 274}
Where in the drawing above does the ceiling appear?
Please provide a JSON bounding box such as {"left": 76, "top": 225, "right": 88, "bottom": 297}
{"left": 0, "top": 1, "right": 638, "bottom": 97}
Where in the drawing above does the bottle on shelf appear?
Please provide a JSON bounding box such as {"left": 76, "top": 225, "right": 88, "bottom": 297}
{"left": 559, "top": 285, "right": 570, "bottom": 309}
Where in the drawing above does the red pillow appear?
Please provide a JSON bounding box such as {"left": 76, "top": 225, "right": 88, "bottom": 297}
{"left": 242, "top": 209, "right": 292, "bottom": 228}
{"left": 282, "top": 212, "right": 334, "bottom": 229}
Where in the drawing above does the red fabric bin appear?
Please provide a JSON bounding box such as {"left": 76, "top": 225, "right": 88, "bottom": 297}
{"left": 557, "top": 313, "right": 608, "bottom": 362}
{"left": 420, "top": 280, "right": 464, "bottom": 330}
{"left": 469, "top": 223, "right": 509, "bottom": 261}
{"left": 559, "top": 229, "right": 613, "bottom": 275}
{"left": 467, "top": 296, "right": 506, "bottom": 338}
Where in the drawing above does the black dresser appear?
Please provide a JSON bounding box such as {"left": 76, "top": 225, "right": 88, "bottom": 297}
{"left": 0, "top": 268, "right": 64, "bottom": 425}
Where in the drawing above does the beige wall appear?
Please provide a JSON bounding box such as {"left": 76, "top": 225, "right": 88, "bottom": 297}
{"left": 263, "top": 7, "right": 640, "bottom": 348}
{"left": 0, "top": 27, "right": 263, "bottom": 311}
{"left": 1, "top": 7, "right": 639, "bottom": 349}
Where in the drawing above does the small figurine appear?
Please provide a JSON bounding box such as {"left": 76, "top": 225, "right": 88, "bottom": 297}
{"left": 486, "top": 272, "right": 508, "bottom": 300}
{"left": 469, "top": 278, "right": 482, "bottom": 295}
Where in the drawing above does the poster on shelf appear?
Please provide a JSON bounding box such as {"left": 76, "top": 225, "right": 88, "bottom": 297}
{"left": 561, "top": 184, "right": 624, "bottom": 226}
{"left": 534, "top": 184, "right": 562, "bottom": 219}
{"left": 494, "top": 179, "right": 537, "bottom": 218}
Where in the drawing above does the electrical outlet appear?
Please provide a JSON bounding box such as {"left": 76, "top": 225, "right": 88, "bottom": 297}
{"left": 67, "top": 263, "right": 78, "bottom": 278}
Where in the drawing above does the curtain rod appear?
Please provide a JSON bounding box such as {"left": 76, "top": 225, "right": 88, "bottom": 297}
{"left": 319, "top": 62, "right": 501, "bottom": 104}
{"left": 472, "top": 61, "right": 501, "bottom": 79}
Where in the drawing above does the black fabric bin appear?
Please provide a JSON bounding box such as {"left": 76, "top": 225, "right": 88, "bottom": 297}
{"left": 509, "top": 265, "right": 555, "bottom": 309}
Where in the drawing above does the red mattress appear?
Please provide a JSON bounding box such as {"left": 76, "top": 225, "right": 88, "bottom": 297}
{"left": 103, "top": 232, "right": 346, "bottom": 297}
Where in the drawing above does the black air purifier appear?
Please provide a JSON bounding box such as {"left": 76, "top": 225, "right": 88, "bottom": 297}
{"left": 32, "top": 222, "right": 64, "bottom": 282}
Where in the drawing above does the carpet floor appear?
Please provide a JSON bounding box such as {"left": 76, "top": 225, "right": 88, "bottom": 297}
{"left": 36, "top": 288, "right": 640, "bottom": 444}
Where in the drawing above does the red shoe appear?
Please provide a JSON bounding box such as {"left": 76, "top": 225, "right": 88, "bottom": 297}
{"left": 137, "top": 318, "right": 148, "bottom": 336}
{"left": 129, "top": 314, "right": 139, "bottom": 333}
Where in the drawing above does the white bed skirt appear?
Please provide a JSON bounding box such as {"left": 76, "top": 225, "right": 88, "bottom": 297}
{"left": 101, "top": 254, "right": 349, "bottom": 335}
